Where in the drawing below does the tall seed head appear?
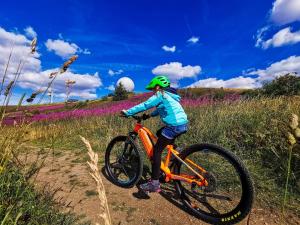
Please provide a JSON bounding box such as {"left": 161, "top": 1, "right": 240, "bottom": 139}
{"left": 4, "top": 81, "right": 14, "bottom": 96}
{"left": 289, "top": 114, "right": 299, "bottom": 130}
{"left": 30, "top": 37, "right": 37, "bottom": 54}
{"left": 60, "top": 55, "right": 78, "bottom": 73}
{"left": 49, "top": 72, "right": 58, "bottom": 79}
{"left": 287, "top": 132, "right": 297, "bottom": 146}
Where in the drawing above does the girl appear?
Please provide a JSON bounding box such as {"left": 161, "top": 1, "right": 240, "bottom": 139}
{"left": 121, "top": 75, "right": 188, "bottom": 192}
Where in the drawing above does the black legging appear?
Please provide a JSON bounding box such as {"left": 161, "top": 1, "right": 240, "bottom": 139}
{"left": 151, "top": 128, "right": 174, "bottom": 180}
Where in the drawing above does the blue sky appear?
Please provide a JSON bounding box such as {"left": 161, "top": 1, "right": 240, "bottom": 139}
{"left": 0, "top": 0, "right": 300, "bottom": 103}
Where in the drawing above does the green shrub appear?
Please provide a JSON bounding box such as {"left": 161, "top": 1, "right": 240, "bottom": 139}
{"left": 213, "top": 87, "right": 226, "bottom": 100}
{"left": 261, "top": 73, "right": 300, "bottom": 96}
{"left": 65, "top": 101, "right": 88, "bottom": 109}
{"left": 241, "top": 89, "right": 261, "bottom": 98}
{"left": 101, "top": 96, "right": 108, "bottom": 101}
{"left": 112, "top": 83, "right": 128, "bottom": 101}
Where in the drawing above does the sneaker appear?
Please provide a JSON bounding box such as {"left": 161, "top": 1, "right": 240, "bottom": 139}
{"left": 140, "top": 179, "right": 161, "bottom": 193}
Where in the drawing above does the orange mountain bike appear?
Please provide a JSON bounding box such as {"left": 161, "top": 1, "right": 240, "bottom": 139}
{"left": 105, "top": 115, "right": 254, "bottom": 225}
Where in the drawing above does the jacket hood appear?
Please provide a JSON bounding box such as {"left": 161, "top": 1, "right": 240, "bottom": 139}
{"left": 164, "top": 87, "right": 181, "bottom": 102}
{"left": 164, "top": 87, "right": 177, "bottom": 94}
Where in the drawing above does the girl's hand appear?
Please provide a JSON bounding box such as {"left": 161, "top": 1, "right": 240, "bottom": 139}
{"left": 142, "top": 113, "right": 151, "bottom": 120}
{"left": 120, "top": 110, "right": 127, "bottom": 117}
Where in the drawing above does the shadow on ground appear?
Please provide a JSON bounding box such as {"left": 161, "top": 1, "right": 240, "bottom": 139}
{"left": 101, "top": 164, "right": 196, "bottom": 217}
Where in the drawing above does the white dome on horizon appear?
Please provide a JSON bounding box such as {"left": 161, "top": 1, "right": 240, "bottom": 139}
{"left": 116, "top": 77, "right": 135, "bottom": 92}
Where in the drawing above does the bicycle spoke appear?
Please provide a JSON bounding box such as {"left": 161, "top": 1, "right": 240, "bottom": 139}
{"left": 198, "top": 193, "right": 232, "bottom": 201}
{"left": 201, "top": 200, "right": 221, "bottom": 215}
{"left": 120, "top": 164, "right": 130, "bottom": 177}
{"left": 112, "top": 167, "right": 122, "bottom": 177}
{"left": 176, "top": 146, "right": 245, "bottom": 216}
{"left": 122, "top": 141, "right": 129, "bottom": 156}
{"left": 184, "top": 188, "right": 221, "bottom": 215}
{"left": 110, "top": 161, "right": 120, "bottom": 168}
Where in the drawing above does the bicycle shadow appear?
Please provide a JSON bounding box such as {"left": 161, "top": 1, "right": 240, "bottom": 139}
{"left": 131, "top": 165, "right": 195, "bottom": 216}
{"left": 101, "top": 165, "right": 197, "bottom": 217}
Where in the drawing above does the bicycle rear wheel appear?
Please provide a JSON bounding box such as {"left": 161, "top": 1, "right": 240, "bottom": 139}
{"left": 105, "top": 135, "right": 143, "bottom": 188}
{"left": 173, "top": 143, "right": 254, "bottom": 225}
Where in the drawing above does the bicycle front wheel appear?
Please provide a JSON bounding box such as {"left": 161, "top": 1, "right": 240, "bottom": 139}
{"left": 173, "top": 143, "right": 254, "bottom": 225}
{"left": 105, "top": 135, "right": 143, "bottom": 188}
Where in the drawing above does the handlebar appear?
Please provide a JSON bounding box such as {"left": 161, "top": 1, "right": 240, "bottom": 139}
{"left": 129, "top": 114, "right": 150, "bottom": 123}
{"left": 132, "top": 115, "right": 141, "bottom": 121}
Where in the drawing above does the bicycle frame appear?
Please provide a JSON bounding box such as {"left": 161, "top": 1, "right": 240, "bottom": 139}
{"left": 133, "top": 121, "right": 209, "bottom": 187}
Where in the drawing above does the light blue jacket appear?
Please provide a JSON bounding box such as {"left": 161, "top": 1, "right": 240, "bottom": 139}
{"left": 124, "top": 91, "right": 188, "bottom": 126}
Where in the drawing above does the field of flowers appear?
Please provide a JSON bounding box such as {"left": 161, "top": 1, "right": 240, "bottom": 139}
{"left": 2, "top": 92, "right": 240, "bottom": 125}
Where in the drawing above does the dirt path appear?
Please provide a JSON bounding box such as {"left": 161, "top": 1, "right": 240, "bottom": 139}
{"left": 25, "top": 147, "right": 298, "bottom": 225}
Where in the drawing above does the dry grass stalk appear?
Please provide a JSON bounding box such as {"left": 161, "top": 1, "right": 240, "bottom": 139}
{"left": 49, "top": 72, "right": 58, "bottom": 79}
{"left": 65, "top": 79, "right": 76, "bottom": 102}
{"left": 65, "top": 79, "right": 76, "bottom": 86}
{"left": 282, "top": 113, "right": 300, "bottom": 222}
{"left": 0, "top": 45, "right": 14, "bottom": 95}
{"left": 80, "top": 136, "right": 112, "bottom": 225}
{"left": 26, "top": 89, "right": 43, "bottom": 103}
{"left": 38, "top": 55, "right": 78, "bottom": 104}
{"left": 4, "top": 81, "right": 14, "bottom": 96}
{"left": 30, "top": 37, "right": 37, "bottom": 54}
{"left": 61, "top": 55, "right": 78, "bottom": 73}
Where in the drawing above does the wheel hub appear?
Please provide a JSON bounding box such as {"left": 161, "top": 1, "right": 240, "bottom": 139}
{"left": 191, "top": 172, "right": 217, "bottom": 193}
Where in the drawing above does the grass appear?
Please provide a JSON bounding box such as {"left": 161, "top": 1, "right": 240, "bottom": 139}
{"left": 0, "top": 40, "right": 92, "bottom": 224}
{"left": 0, "top": 166, "right": 89, "bottom": 225}
{"left": 27, "top": 96, "right": 300, "bottom": 217}
{"left": 111, "top": 201, "right": 136, "bottom": 223}
{"left": 1, "top": 71, "right": 300, "bottom": 222}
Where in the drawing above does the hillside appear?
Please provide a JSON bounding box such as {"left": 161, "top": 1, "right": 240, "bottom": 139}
{"left": 1, "top": 89, "right": 300, "bottom": 224}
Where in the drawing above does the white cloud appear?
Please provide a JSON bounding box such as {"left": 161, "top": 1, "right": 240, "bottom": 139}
{"left": 82, "top": 48, "right": 91, "bottom": 55}
{"left": 255, "top": 26, "right": 270, "bottom": 48}
{"left": 106, "top": 84, "right": 115, "bottom": 91}
{"left": 19, "top": 70, "right": 102, "bottom": 99}
{"left": 24, "top": 26, "right": 37, "bottom": 38}
{"left": 189, "top": 55, "right": 300, "bottom": 89}
{"left": 108, "top": 69, "right": 123, "bottom": 76}
{"left": 0, "top": 27, "right": 29, "bottom": 46}
{"left": 255, "top": 0, "right": 300, "bottom": 48}
{"left": 45, "top": 39, "right": 91, "bottom": 58}
{"left": 248, "top": 55, "right": 300, "bottom": 81}
{"left": 187, "top": 36, "right": 199, "bottom": 44}
{"left": 152, "top": 62, "right": 201, "bottom": 82}
{"left": 0, "top": 27, "right": 102, "bottom": 102}
{"left": 45, "top": 39, "right": 79, "bottom": 58}
{"left": 0, "top": 27, "right": 41, "bottom": 77}
{"left": 162, "top": 45, "right": 176, "bottom": 53}
{"left": 271, "top": 0, "right": 300, "bottom": 25}
{"left": 258, "top": 27, "right": 300, "bottom": 49}
{"left": 188, "top": 76, "right": 259, "bottom": 89}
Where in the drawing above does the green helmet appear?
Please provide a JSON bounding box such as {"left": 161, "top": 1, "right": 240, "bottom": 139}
{"left": 146, "top": 75, "right": 170, "bottom": 90}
